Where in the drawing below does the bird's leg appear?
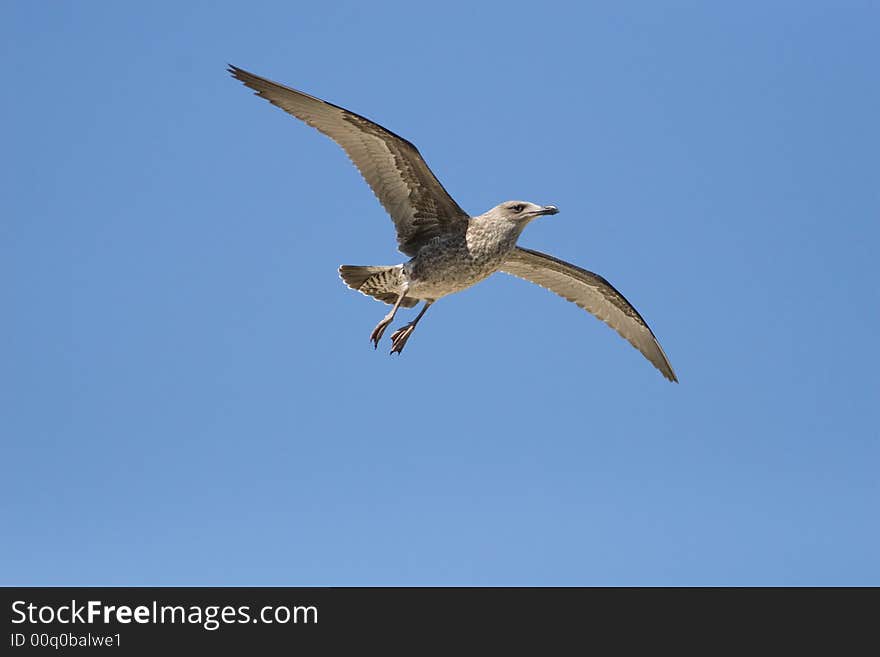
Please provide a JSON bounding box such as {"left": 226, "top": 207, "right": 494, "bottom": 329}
{"left": 390, "top": 301, "right": 433, "bottom": 355}
{"left": 370, "top": 285, "right": 409, "bottom": 349}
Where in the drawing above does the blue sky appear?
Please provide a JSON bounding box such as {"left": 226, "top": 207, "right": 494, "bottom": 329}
{"left": 2, "top": 1, "right": 878, "bottom": 585}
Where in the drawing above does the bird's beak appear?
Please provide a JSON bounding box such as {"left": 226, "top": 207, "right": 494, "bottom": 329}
{"left": 535, "top": 205, "right": 559, "bottom": 216}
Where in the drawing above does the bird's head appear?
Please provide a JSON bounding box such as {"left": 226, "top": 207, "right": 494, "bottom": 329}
{"left": 488, "top": 201, "right": 560, "bottom": 226}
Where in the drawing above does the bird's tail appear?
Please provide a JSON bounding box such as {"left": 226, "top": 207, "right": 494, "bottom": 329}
{"left": 338, "top": 265, "right": 419, "bottom": 307}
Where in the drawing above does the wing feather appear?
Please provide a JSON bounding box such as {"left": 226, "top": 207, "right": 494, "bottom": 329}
{"left": 229, "top": 65, "right": 468, "bottom": 255}
{"left": 501, "top": 247, "right": 677, "bottom": 382}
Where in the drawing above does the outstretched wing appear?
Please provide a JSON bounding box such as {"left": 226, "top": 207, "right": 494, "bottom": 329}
{"left": 229, "top": 65, "right": 469, "bottom": 256}
{"left": 501, "top": 247, "right": 677, "bottom": 382}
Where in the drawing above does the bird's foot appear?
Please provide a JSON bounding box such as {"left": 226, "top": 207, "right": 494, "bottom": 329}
{"left": 370, "top": 317, "right": 393, "bottom": 349}
{"left": 389, "top": 323, "right": 417, "bottom": 355}
{"left": 370, "top": 317, "right": 394, "bottom": 349}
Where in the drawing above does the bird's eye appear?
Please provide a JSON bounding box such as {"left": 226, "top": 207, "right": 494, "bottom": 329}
{"left": 511, "top": 204, "right": 525, "bottom": 213}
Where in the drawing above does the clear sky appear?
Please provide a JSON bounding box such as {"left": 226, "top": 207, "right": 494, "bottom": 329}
{"left": 2, "top": 1, "right": 878, "bottom": 585}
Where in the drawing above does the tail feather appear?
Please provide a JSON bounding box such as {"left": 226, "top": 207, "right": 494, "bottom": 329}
{"left": 338, "top": 265, "right": 419, "bottom": 307}
{"left": 339, "top": 265, "right": 387, "bottom": 291}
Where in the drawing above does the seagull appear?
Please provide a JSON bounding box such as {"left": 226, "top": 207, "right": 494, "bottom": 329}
{"left": 229, "top": 65, "right": 677, "bottom": 382}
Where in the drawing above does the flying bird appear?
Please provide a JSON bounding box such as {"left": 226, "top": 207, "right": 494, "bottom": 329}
{"left": 229, "top": 65, "right": 677, "bottom": 382}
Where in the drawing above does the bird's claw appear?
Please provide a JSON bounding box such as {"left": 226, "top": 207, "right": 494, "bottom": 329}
{"left": 389, "top": 324, "right": 416, "bottom": 355}
{"left": 370, "top": 319, "right": 392, "bottom": 349}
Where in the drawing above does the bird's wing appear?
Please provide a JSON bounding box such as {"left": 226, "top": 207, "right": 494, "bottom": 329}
{"left": 500, "top": 247, "right": 678, "bottom": 382}
{"left": 229, "top": 65, "right": 469, "bottom": 256}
